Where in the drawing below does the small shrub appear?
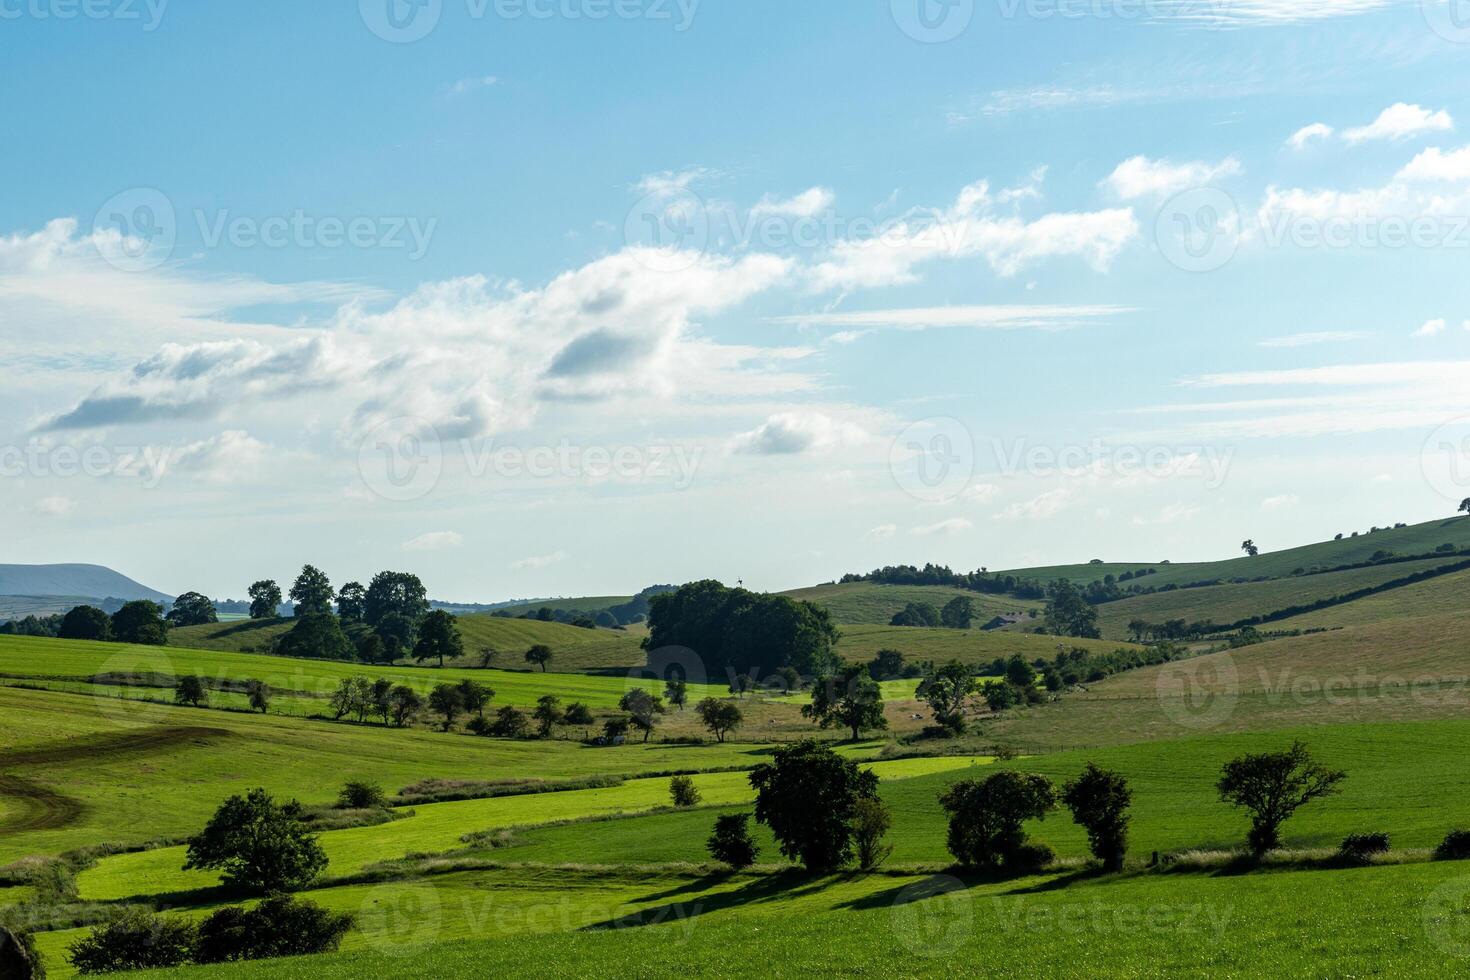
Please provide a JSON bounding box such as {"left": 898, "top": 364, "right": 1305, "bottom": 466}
{"left": 68, "top": 910, "right": 197, "bottom": 975}
{"left": 669, "top": 775, "right": 701, "bottom": 808}
{"left": 852, "top": 797, "right": 893, "bottom": 871}
{"left": 194, "top": 896, "right": 354, "bottom": 964}
{"left": 1435, "top": 830, "right": 1470, "bottom": 861}
{"left": 1338, "top": 832, "right": 1390, "bottom": 861}
{"left": 1011, "top": 842, "right": 1055, "bottom": 873}
{"left": 466, "top": 715, "right": 494, "bottom": 737}
{"left": 336, "top": 781, "right": 387, "bottom": 810}
{"left": 707, "top": 813, "right": 759, "bottom": 870}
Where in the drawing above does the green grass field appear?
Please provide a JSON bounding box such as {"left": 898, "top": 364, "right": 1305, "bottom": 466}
{"left": 835, "top": 623, "right": 1136, "bottom": 666}
{"left": 782, "top": 582, "right": 1039, "bottom": 626}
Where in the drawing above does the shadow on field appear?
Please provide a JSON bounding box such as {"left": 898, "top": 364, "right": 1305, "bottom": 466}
{"left": 580, "top": 870, "right": 835, "bottom": 931}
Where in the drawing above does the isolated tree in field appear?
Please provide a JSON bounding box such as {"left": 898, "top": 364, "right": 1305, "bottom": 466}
{"left": 491, "top": 705, "right": 531, "bottom": 738}
{"left": 370, "top": 678, "right": 394, "bottom": 724}
{"left": 868, "top": 648, "right": 906, "bottom": 681}
{"left": 337, "top": 781, "right": 386, "bottom": 809}
{"left": 940, "top": 596, "right": 975, "bottom": 630}
{"left": 919, "top": 661, "right": 976, "bottom": 734}
{"left": 413, "top": 610, "right": 462, "bottom": 668}
{"left": 1217, "top": 741, "right": 1346, "bottom": 855}
{"left": 428, "top": 683, "right": 464, "bottom": 731}
{"left": 670, "top": 775, "right": 701, "bottom": 808}
{"left": 388, "top": 685, "right": 423, "bottom": 727}
{"left": 167, "top": 591, "right": 218, "bottom": 627}
{"left": 1062, "top": 764, "right": 1132, "bottom": 872}
{"left": 563, "top": 702, "right": 595, "bottom": 739}
{"left": 803, "top": 666, "right": 887, "bottom": 741}
{"left": 335, "top": 582, "right": 367, "bottom": 622}
{"left": 940, "top": 771, "right": 1058, "bottom": 870}
{"left": 247, "top": 680, "right": 271, "bottom": 714}
{"left": 456, "top": 679, "right": 493, "bottom": 719}
{"left": 695, "top": 697, "right": 744, "bottom": 743}
{"left": 852, "top": 796, "right": 894, "bottom": 871}
{"left": 110, "top": 600, "right": 168, "bottom": 645}
{"left": 276, "top": 614, "right": 354, "bottom": 661}
{"left": 59, "top": 604, "right": 112, "bottom": 641}
{"left": 248, "top": 580, "right": 283, "bottom": 620}
{"left": 289, "top": 565, "right": 334, "bottom": 618}
{"left": 363, "top": 571, "right": 429, "bottom": 632}
{"left": 664, "top": 677, "right": 688, "bottom": 711}
{"left": 524, "top": 644, "right": 553, "bottom": 672}
{"left": 602, "top": 716, "right": 631, "bottom": 742}
{"left": 1042, "top": 580, "right": 1101, "bottom": 639}
{"left": 175, "top": 675, "right": 209, "bottom": 707}
{"left": 1241, "top": 540, "right": 1260, "bottom": 558}
{"left": 184, "top": 788, "right": 327, "bottom": 894}
{"left": 533, "top": 695, "right": 563, "bottom": 737}
{"left": 748, "top": 739, "right": 879, "bottom": 872}
{"left": 707, "top": 813, "right": 759, "bottom": 870}
{"left": 619, "top": 688, "right": 666, "bottom": 742}
{"left": 1461, "top": 498, "right": 1470, "bottom": 516}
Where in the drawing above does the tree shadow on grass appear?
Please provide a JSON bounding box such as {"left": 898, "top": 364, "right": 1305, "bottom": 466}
{"left": 579, "top": 869, "right": 839, "bottom": 932}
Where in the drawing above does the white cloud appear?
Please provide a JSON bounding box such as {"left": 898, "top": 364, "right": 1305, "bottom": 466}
{"left": 1398, "top": 145, "right": 1470, "bottom": 182}
{"left": 1261, "top": 494, "right": 1300, "bottom": 511}
{"left": 1414, "top": 318, "right": 1447, "bottom": 338}
{"left": 169, "top": 430, "right": 276, "bottom": 483}
{"left": 1288, "top": 123, "right": 1335, "bottom": 150}
{"left": 1343, "top": 103, "right": 1454, "bottom": 144}
{"left": 404, "top": 531, "right": 465, "bottom": 552}
{"left": 731, "top": 412, "right": 868, "bottom": 456}
{"left": 750, "top": 188, "right": 835, "bottom": 219}
{"left": 994, "top": 488, "right": 1072, "bottom": 521}
{"left": 912, "top": 517, "right": 973, "bottom": 536}
{"left": 511, "top": 550, "right": 566, "bottom": 571}
{"left": 1259, "top": 331, "right": 1367, "bottom": 348}
{"left": 961, "top": 483, "right": 999, "bottom": 504}
{"left": 1132, "top": 502, "right": 1199, "bottom": 526}
{"left": 32, "top": 495, "right": 75, "bottom": 517}
{"left": 1154, "top": 0, "right": 1402, "bottom": 25}
{"left": 1102, "top": 156, "right": 1242, "bottom": 200}
{"left": 446, "top": 75, "right": 498, "bottom": 96}
{"left": 807, "top": 180, "right": 1137, "bottom": 288}
{"left": 866, "top": 524, "right": 897, "bottom": 540}
{"left": 636, "top": 168, "right": 714, "bottom": 197}
{"left": 768, "top": 304, "right": 1131, "bottom": 332}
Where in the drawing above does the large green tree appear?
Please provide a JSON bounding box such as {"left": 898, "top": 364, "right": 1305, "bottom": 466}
{"left": 59, "top": 604, "right": 111, "bottom": 641}
{"left": 183, "top": 788, "right": 327, "bottom": 894}
{"left": 412, "top": 610, "right": 462, "bottom": 668}
{"left": 645, "top": 580, "right": 839, "bottom": 678}
{"left": 1218, "top": 741, "right": 1345, "bottom": 855}
{"left": 247, "top": 580, "right": 282, "bottom": 620}
{"left": 289, "top": 566, "right": 334, "bottom": 618}
{"left": 802, "top": 665, "right": 887, "bottom": 741}
{"left": 1042, "top": 580, "right": 1101, "bottom": 639}
{"left": 275, "top": 614, "right": 355, "bottom": 661}
{"left": 940, "top": 771, "right": 1057, "bottom": 870}
{"left": 167, "top": 592, "right": 218, "bottom": 627}
{"left": 110, "top": 601, "right": 168, "bottom": 645}
{"left": 335, "top": 582, "right": 367, "bottom": 622}
{"left": 364, "top": 572, "right": 429, "bottom": 631}
{"left": 749, "top": 740, "right": 879, "bottom": 872}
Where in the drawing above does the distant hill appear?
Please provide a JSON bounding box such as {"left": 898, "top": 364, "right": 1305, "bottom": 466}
{"left": 0, "top": 564, "right": 171, "bottom": 605}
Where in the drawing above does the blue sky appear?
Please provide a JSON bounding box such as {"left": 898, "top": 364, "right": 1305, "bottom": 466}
{"left": 5, "top": 0, "right": 1470, "bottom": 601}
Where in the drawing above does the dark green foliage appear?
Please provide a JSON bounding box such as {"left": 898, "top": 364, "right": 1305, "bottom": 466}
{"left": 59, "top": 605, "right": 111, "bottom": 641}
{"left": 110, "top": 600, "right": 168, "bottom": 645}
{"left": 1217, "top": 741, "right": 1346, "bottom": 855}
{"left": 337, "top": 781, "right": 387, "bottom": 809}
{"left": 167, "top": 592, "right": 218, "bottom": 627}
{"left": 247, "top": 580, "right": 282, "bottom": 620}
{"left": 247, "top": 680, "right": 271, "bottom": 714}
{"left": 707, "top": 813, "right": 759, "bottom": 870}
{"left": 1062, "top": 764, "right": 1132, "bottom": 871}
{"left": 563, "top": 702, "right": 595, "bottom": 735}
{"left": 852, "top": 796, "right": 893, "bottom": 871}
{"left": 184, "top": 788, "right": 328, "bottom": 894}
{"left": 619, "top": 688, "right": 666, "bottom": 742}
{"left": 1338, "top": 833, "right": 1390, "bottom": 861}
{"left": 664, "top": 678, "right": 688, "bottom": 710}
{"left": 275, "top": 614, "right": 355, "bottom": 661}
{"left": 670, "top": 775, "right": 701, "bottom": 808}
{"left": 694, "top": 697, "right": 743, "bottom": 742}
{"left": 335, "top": 582, "right": 366, "bottom": 622}
{"left": 0, "top": 925, "right": 44, "bottom": 980}
{"left": 645, "top": 580, "right": 839, "bottom": 678}
{"left": 1435, "top": 830, "right": 1470, "bottom": 861}
{"left": 533, "top": 695, "right": 563, "bottom": 737}
{"left": 919, "top": 661, "right": 976, "bottom": 734}
{"left": 388, "top": 684, "right": 423, "bottom": 727}
{"left": 890, "top": 601, "right": 940, "bottom": 628}
{"left": 802, "top": 666, "right": 887, "bottom": 741}
{"left": 456, "top": 679, "right": 493, "bottom": 719}
{"left": 174, "top": 675, "right": 209, "bottom": 707}
{"left": 288, "top": 565, "right": 334, "bottom": 618}
{"left": 940, "top": 596, "right": 975, "bottom": 630}
{"left": 749, "top": 740, "right": 879, "bottom": 872}
{"left": 867, "top": 648, "right": 906, "bottom": 681}
{"left": 602, "top": 717, "right": 631, "bottom": 741}
{"left": 490, "top": 705, "right": 531, "bottom": 738}
{"left": 428, "top": 684, "right": 464, "bottom": 731}
{"left": 363, "top": 572, "right": 429, "bottom": 633}
{"left": 68, "top": 910, "right": 196, "bottom": 974}
{"left": 940, "top": 771, "right": 1058, "bottom": 870}
{"left": 524, "top": 644, "right": 553, "bottom": 672}
{"left": 413, "top": 610, "right": 463, "bottom": 668}
{"left": 193, "top": 896, "right": 353, "bottom": 964}
{"left": 1043, "top": 580, "right": 1101, "bottom": 639}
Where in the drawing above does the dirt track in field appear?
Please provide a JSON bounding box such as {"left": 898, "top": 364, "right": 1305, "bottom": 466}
{"left": 0, "top": 726, "right": 232, "bottom": 835}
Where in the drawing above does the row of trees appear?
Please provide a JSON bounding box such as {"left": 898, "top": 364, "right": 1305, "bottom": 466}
{"left": 888, "top": 596, "right": 975, "bottom": 629}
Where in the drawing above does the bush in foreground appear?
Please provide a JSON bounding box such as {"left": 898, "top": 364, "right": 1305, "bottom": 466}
{"left": 707, "top": 813, "right": 760, "bottom": 870}
{"left": 1338, "top": 833, "right": 1390, "bottom": 862}
{"left": 1217, "top": 741, "right": 1346, "bottom": 855}
{"left": 194, "top": 896, "right": 354, "bottom": 963}
{"left": 750, "top": 740, "right": 879, "bottom": 872}
{"left": 940, "top": 771, "right": 1057, "bottom": 871}
{"left": 1435, "top": 830, "right": 1470, "bottom": 861}
{"left": 69, "top": 910, "right": 196, "bottom": 975}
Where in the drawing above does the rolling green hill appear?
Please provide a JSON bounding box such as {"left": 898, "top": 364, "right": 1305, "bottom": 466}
{"left": 782, "top": 582, "right": 1039, "bottom": 625}
{"left": 1266, "top": 566, "right": 1470, "bottom": 631}
{"left": 835, "top": 623, "right": 1135, "bottom": 666}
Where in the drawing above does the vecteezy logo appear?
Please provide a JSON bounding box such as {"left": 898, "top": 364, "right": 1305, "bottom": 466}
{"left": 623, "top": 187, "right": 710, "bottom": 273}
{"left": 891, "top": 0, "right": 975, "bottom": 43}
{"left": 360, "top": 0, "right": 442, "bottom": 43}
{"left": 1421, "top": 417, "right": 1470, "bottom": 507}
{"left": 357, "top": 417, "right": 444, "bottom": 502}
{"left": 890, "top": 417, "right": 976, "bottom": 504}
{"left": 358, "top": 883, "right": 442, "bottom": 955}
{"left": 1155, "top": 187, "right": 1241, "bottom": 273}
{"left": 1425, "top": 876, "right": 1470, "bottom": 957}
{"left": 1155, "top": 654, "right": 1239, "bottom": 731}
{"left": 891, "top": 875, "right": 973, "bottom": 958}
{"left": 1422, "top": 0, "right": 1470, "bottom": 44}
{"left": 92, "top": 188, "right": 177, "bottom": 273}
